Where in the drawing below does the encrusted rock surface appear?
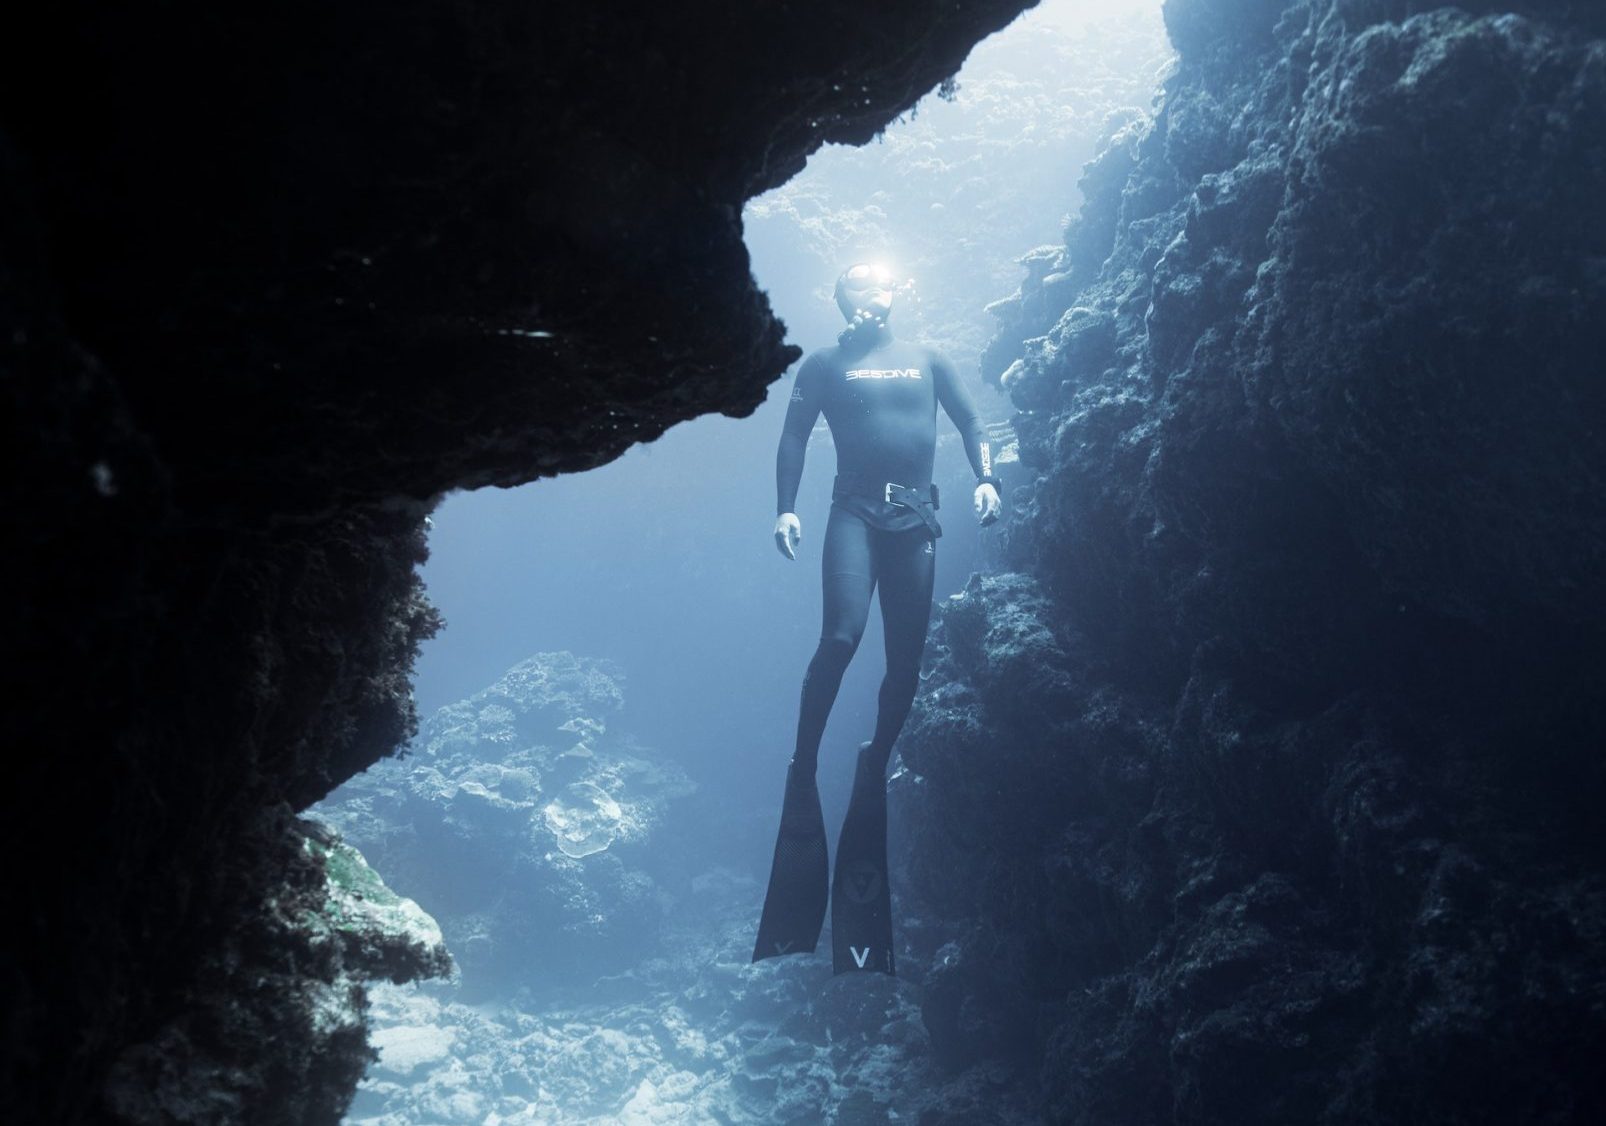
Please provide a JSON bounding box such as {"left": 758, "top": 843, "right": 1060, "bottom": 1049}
{"left": 3, "top": 2, "right": 1033, "bottom": 1120}
{"left": 101, "top": 817, "right": 450, "bottom": 1125}
{"left": 898, "top": 1, "right": 1606, "bottom": 1122}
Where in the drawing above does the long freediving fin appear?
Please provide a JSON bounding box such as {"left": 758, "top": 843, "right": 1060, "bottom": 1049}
{"left": 752, "top": 761, "right": 829, "bottom": 962}
{"left": 831, "top": 743, "right": 895, "bottom": 976}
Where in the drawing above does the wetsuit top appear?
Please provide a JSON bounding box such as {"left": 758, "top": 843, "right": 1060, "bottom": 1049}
{"left": 776, "top": 332, "right": 992, "bottom": 533}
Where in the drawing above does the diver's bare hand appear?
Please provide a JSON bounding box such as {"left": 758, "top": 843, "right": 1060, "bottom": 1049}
{"left": 974, "top": 483, "right": 1001, "bottom": 527}
{"left": 774, "top": 513, "right": 802, "bottom": 559}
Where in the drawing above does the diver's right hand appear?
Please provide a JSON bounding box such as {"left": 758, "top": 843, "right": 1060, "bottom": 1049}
{"left": 774, "top": 513, "right": 802, "bottom": 560}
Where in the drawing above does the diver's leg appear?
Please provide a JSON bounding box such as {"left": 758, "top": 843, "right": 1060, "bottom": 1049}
{"left": 832, "top": 528, "right": 935, "bottom": 976}
{"left": 754, "top": 506, "right": 874, "bottom": 962}
{"left": 791, "top": 505, "right": 875, "bottom": 775}
{"left": 865, "top": 527, "right": 937, "bottom": 772}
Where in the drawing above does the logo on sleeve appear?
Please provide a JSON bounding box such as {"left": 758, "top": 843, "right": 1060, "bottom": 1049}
{"left": 790, "top": 386, "right": 805, "bottom": 402}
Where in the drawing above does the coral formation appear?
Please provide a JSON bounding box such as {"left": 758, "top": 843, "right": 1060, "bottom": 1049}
{"left": 315, "top": 654, "right": 692, "bottom": 998}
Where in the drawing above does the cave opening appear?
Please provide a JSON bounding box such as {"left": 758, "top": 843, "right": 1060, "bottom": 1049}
{"left": 311, "top": 2, "right": 1173, "bottom": 1120}
{"left": 14, "top": 0, "right": 1604, "bottom": 1121}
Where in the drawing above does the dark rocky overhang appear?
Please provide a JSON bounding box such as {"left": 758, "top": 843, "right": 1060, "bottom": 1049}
{"left": 1, "top": 2, "right": 1035, "bottom": 1120}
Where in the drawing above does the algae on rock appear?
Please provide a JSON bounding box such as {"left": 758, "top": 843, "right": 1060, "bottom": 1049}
{"left": 302, "top": 822, "right": 453, "bottom": 985}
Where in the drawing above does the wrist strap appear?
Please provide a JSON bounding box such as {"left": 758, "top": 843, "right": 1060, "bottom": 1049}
{"left": 976, "top": 476, "right": 1002, "bottom": 489}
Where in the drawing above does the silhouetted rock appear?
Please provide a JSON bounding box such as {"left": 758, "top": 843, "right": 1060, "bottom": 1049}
{"left": 3, "top": 1, "right": 1034, "bottom": 1119}
{"left": 101, "top": 817, "right": 449, "bottom": 1125}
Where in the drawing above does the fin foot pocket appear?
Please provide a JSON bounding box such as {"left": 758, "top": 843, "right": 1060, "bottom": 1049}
{"left": 752, "top": 762, "right": 829, "bottom": 962}
{"left": 831, "top": 743, "right": 895, "bottom": 976}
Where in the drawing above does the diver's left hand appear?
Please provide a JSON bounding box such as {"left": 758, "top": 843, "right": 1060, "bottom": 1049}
{"left": 974, "top": 483, "right": 1001, "bottom": 526}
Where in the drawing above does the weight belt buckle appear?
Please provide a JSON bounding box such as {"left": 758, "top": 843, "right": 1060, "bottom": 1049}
{"left": 884, "top": 481, "right": 902, "bottom": 505}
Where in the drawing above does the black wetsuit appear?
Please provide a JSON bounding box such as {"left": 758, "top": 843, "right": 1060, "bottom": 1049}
{"left": 755, "top": 326, "right": 992, "bottom": 973}
{"left": 776, "top": 330, "right": 991, "bottom": 778}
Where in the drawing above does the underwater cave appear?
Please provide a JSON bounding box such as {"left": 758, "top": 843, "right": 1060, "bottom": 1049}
{"left": 6, "top": 0, "right": 1605, "bottom": 1123}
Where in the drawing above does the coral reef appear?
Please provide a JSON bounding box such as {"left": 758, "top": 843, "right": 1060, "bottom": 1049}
{"left": 321, "top": 658, "right": 1020, "bottom": 1124}
{"left": 3, "top": 1, "right": 1032, "bottom": 1120}
{"left": 315, "top": 654, "right": 693, "bottom": 998}
{"left": 898, "top": 0, "right": 1606, "bottom": 1121}
{"left": 336, "top": 859, "right": 1037, "bottom": 1126}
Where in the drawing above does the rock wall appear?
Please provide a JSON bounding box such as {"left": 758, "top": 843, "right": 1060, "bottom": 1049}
{"left": 101, "top": 816, "right": 452, "bottom": 1125}
{"left": 1, "top": 1, "right": 1032, "bottom": 1121}
{"left": 898, "top": 1, "right": 1606, "bottom": 1122}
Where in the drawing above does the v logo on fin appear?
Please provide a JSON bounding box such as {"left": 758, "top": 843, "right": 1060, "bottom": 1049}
{"left": 773, "top": 940, "right": 794, "bottom": 954}
{"left": 851, "top": 946, "right": 871, "bottom": 969}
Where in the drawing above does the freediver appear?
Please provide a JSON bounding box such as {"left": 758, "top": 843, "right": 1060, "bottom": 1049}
{"left": 752, "top": 263, "right": 1001, "bottom": 976}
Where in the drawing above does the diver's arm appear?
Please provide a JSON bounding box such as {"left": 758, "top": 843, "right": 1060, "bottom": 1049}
{"left": 775, "top": 355, "right": 825, "bottom": 559}
{"left": 932, "top": 350, "right": 1002, "bottom": 525}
